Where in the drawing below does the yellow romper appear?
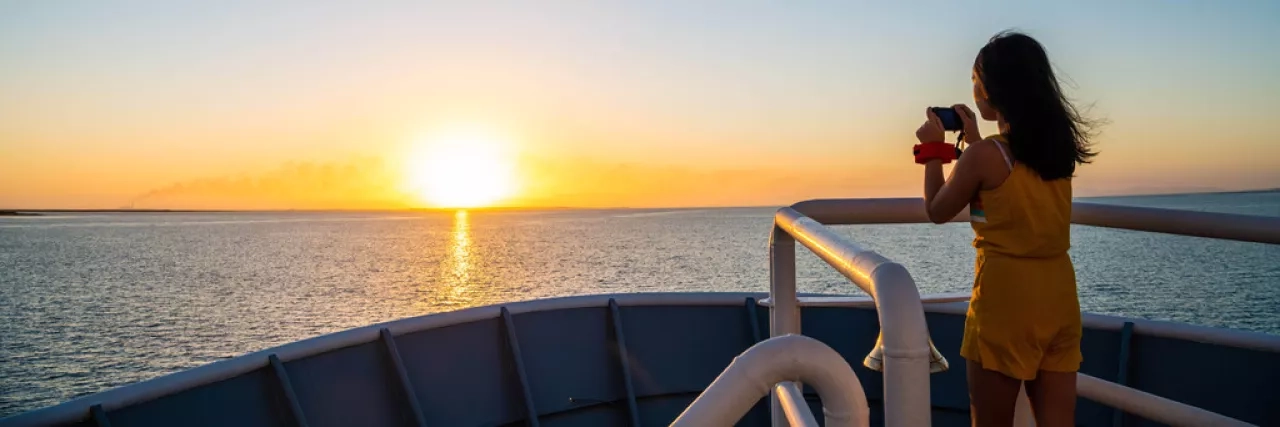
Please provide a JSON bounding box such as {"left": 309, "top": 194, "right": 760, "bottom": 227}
{"left": 960, "top": 135, "right": 1083, "bottom": 381}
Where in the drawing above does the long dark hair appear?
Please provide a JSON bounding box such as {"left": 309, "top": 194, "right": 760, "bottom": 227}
{"left": 975, "top": 31, "right": 1098, "bottom": 180}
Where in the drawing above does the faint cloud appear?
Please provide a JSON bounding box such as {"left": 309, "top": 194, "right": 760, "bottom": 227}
{"left": 131, "top": 157, "right": 416, "bottom": 210}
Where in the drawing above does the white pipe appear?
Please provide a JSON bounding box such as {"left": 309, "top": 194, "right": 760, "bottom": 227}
{"left": 670, "top": 334, "right": 870, "bottom": 427}
{"left": 768, "top": 226, "right": 800, "bottom": 427}
{"left": 775, "top": 208, "right": 932, "bottom": 427}
{"left": 775, "top": 382, "right": 820, "bottom": 427}
{"left": 768, "top": 228, "right": 800, "bottom": 337}
{"left": 1076, "top": 373, "right": 1254, "bottom": 426}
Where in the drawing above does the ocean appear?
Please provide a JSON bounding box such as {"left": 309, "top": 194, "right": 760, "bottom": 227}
{"left": 1, "top": 191, "right": 1277, "bottom": 416}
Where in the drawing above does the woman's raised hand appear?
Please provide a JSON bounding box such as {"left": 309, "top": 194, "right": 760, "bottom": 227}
{"left": 916, "top": 108, "right": 945, "bottom": 143}
{"left": 952, "top": 104, "right": 982, "bottom": 143}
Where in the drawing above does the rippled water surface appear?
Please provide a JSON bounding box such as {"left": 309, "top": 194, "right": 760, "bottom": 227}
{"left": 2, "top": 192, "right": 1278, "bottom": 416}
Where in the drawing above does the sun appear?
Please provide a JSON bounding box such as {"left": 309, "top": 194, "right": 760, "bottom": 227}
{"left": 405, "top": 128, "right": 517, "bottom": 208}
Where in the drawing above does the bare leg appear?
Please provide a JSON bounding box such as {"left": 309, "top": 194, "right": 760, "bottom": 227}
{"left": 1025, "top": 370, "right": 1077, "bottom": 427}
{"left": 967, "top": 360, "right": 1022, "bottom": 427}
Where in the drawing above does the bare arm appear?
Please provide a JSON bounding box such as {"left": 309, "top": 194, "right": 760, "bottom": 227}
{"left": 916, "top": 105, "right": 990, "bottom": 224}
{"left": 923, "top": 150, "right": 985, "bottom": 224}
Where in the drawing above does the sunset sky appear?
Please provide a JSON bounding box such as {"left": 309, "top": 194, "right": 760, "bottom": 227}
{"left": 2, "top": 1, "right": 1278, "bottom": 209}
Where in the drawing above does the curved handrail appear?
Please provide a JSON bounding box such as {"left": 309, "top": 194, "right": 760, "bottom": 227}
{"left": 789, "top": 197, "right": 1280, "bottom": 244}
{"left": 1072, "top": 202, "right": 1280, "bottom": 244}
{"left": 669, "top": 334, "right": 870, "bottom": 427}
{"left": 771, "top": 207, "right": 932, "bottom": 427}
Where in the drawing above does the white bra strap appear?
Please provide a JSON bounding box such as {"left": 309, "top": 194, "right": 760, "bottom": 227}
{"left": 992, "top": 140, "right": 1013, "bottom": 171}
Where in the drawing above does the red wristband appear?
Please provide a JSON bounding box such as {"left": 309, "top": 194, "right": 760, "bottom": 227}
{"left": 913, "top": 142, "right": 957, "bottom": 164}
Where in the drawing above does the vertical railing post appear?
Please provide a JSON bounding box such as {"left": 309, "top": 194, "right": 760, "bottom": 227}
{"left": 768, "top": 225, "right": 799, "bottom": 427}
{"left": 867, "top": 262, "right": 932, "bottom": 427}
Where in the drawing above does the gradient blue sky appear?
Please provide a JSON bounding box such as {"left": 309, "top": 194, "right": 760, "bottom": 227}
{"left": 1, "top": 1, "right": 1278, "bottom": 208}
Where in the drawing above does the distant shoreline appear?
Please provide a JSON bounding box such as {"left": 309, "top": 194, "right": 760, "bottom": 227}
{"left": 0, "top": 207, "right": 584, "bottom": 214}
{"left": 4, "top": 209, "right": 232, "bottom": 214}
{"left": 2, "top": 188, "right": 1275, "bottom": 213}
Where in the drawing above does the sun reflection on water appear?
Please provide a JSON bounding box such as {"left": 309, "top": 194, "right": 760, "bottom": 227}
{"left": 445, "top": 210, "right": 472, "bottom": 304}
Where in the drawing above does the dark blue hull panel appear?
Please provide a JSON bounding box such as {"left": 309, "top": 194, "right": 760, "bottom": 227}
{"left": 10, "top": 297, "right": 1279, "bottom": 426}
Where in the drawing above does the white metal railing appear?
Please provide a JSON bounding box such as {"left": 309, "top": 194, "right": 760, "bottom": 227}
{"left": 775, "top": 197, "right": 1277, "bottom": 427}
{"left": 1076, "top": 373, "right": 1252, "bottom": 426}
{"left": 789, "top": 197, "right": 1280, "bottom": 244}
{"left": 670, "top": 334, "right": 870, "bottom": 427}
{"left": 770, "top": 206, "right": 934, "bottom": 427}
{"left": 775, "top": 382, "right": 820, "bottom": 427}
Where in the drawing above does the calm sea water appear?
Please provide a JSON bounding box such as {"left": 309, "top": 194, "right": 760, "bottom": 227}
{"left": 1, "top": 192, "right": 1278, "bottom": 416}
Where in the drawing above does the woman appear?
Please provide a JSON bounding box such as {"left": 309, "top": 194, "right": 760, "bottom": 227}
{"left": 913, "top": 31, "right": 1098, "bottom": 426}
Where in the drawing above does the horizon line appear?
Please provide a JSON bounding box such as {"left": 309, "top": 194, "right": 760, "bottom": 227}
{"left": 4, "top": 188, "right": 1276, "bottom": 214}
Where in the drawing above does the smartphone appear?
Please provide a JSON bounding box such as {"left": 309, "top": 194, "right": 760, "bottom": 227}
{"left": 930, "top": 107, "right": 964, "bottom": 132}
